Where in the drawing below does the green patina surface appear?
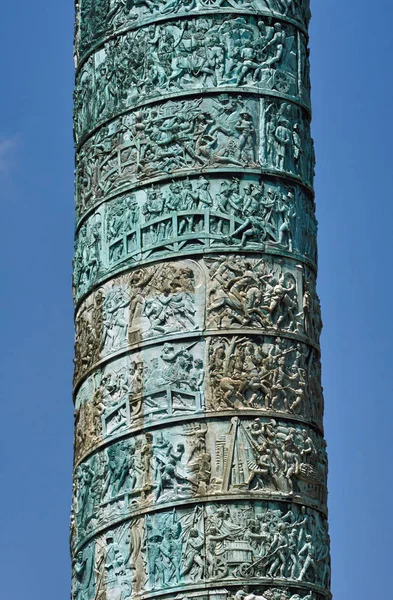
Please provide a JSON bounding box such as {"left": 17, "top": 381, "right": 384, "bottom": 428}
{"left": 71, "top": 1, "right": 331, "bottom": 600}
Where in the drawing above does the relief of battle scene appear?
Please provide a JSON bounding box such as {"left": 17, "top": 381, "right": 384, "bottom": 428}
{"left": 74, "top": 330, "right": 323, "bottom": 464}
{"left": 205, "top": 256, "right": 321, "bottom": 340}
{"left": 76, "top": 0, "right": 311, "bottom": 60}
{"left": 71, "top": 500, "right": 329, "bottom": 599}
{"left": 72, "top": 417, "right": 327, "bottom": 546}
{"left": 73, "top": 176, "right": 317, "bottom": 300}
{"left": 204, "top": 254, "right": 322, "bottom": 343}
{"left": 75, "top": 15, "right": 310, "bottom": 138}
{"left": 75, "top": 95, "right": 259, "bottom": 204}
{"left": 141, "top": 502, "right": 330, "bottom": 592}
{"left": 75, "top": 95, "right": 313, "bottom": 216}
{"left": 74, "top": 260, "right": 204, "bottom": 383}
{"left": 207, "top": 335, "right": 323, "bottom": 423}
{"left": 74, "top": 256, "right": 321, "bottom": 384}
{"left": 74, "top": 340, "right": 206, "bottom": 462}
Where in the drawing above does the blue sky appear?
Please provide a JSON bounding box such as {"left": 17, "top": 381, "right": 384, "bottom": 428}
{"left": 1, "top": 1, "right": 392, "bottom": 598}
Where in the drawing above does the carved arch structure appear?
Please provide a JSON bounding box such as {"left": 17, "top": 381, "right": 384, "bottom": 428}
{"left": 71, "top": 2, "right": 331, "bottom": 600}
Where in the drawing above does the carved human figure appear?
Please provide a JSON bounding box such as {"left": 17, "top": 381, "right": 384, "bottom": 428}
{"left": 73, "top": 545, "right": 95, "bottom": 600}
{"left": 102, "top": 286, "right": 129, "bottom": 352}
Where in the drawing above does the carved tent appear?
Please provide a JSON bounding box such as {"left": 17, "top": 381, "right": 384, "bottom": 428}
{"left": 71, "top": 1, "right": 331, "bottom": 600}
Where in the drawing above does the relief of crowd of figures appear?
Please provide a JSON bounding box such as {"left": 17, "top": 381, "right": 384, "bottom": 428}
{"left": 76, "top": 0, "right": 311, "bottom": 60}
{"left": 74, "top": 176, "right": 317, "bottom": 300}
{"left": 75, "top": 95, "right": 315, "bottom": 214}
{"left": 73, "top": 261, "right": 201, "bottom": 382}
{"left": 72, "top": 501, "right": 329, "bottom": 600}
{"left": 72, "top": 417, "right": 327, "bottom": 546}
{"left": 73, "top": 256, "right": 322, "bottom": 382}
{"left": 75, "top": 15, "right": 310, "bottom": 139}
{"left": 74, "top": 339, "right": 205, "bottom": 461}
{"left": 74, "top": 333, "right": 323, "bottom": 462}
{"left": 72, "top": 1, "right": 329, "bottom": 599}
{"left": 207, "top": 335, "right": 322, "bottom": 421}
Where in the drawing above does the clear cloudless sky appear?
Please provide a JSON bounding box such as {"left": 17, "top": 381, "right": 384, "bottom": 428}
{"left": 0, "top": 1, "right": 392, "bottom": 598}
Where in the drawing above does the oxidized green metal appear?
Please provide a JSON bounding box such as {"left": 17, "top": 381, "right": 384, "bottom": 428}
{"left": 71, "top": 1, "right": 331, "bottom": 600}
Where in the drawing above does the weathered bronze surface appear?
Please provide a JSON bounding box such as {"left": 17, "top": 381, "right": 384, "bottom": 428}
{"left": 71, "top": 1, "right": 331, "bottom": 599}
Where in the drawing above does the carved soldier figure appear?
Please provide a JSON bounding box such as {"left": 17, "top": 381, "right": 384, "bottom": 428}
{"left": 298, "top": 534, "right": 317, "bottom": 581}
{"left": 73, "top": 547, "right": 95, "bottom": 600}
{"left": 181, "top": 528, "right": 205, "bottom": 580}
{"left": 267, "top": 523, "right": 289, "bottom": 578}
{"left": 274, "top": 116, "right": 292, "bottom": 170}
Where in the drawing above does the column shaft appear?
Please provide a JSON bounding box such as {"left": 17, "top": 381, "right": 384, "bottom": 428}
{"left": 71, "top": 2, "right": 331, "bottom": 600}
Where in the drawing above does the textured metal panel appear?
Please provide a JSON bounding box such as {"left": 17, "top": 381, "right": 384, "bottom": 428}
{"left": 71, "top": 2, "right": 331, "bottom": 600}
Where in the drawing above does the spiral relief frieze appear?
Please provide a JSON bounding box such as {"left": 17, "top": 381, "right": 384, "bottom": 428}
{"left": 71, "top": 2, "right": 331, "bottom": 600}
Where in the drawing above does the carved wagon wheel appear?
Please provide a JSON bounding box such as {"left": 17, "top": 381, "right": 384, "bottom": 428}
{"left": 212, "top": 557, "right": 228, "bottom": 579}
{"left": 238, "top": 562, "right": 254, "bottom": 578}
{"left": 273, "top": 71, "right": 291, "bottom": 93}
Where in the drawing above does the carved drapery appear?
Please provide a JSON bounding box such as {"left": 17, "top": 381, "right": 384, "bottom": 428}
{"left": 72, "top": 2, "right": 331, "bottom": 600}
